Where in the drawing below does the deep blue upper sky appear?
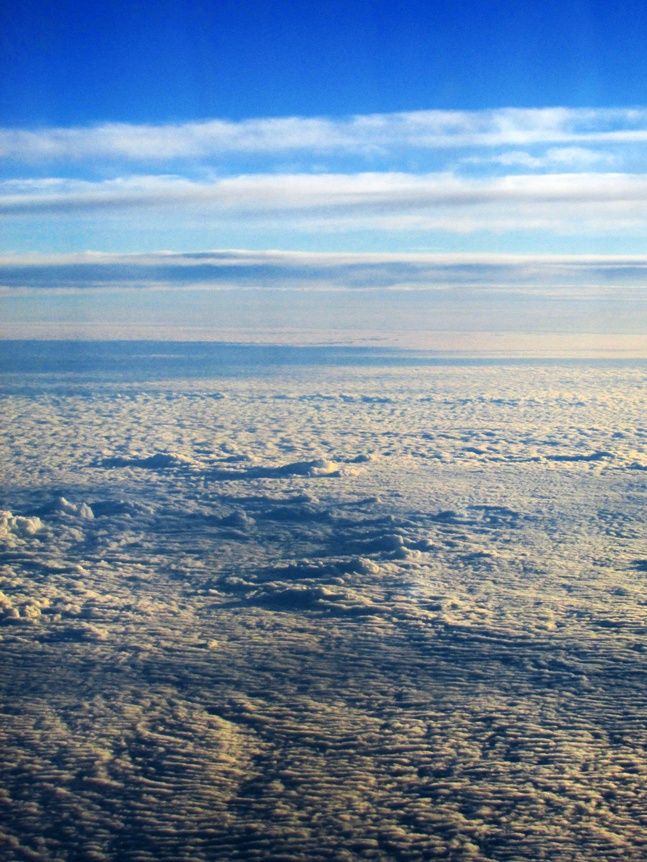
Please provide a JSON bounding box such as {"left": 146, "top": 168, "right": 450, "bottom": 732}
{"left": 2, "top": 0, "right": 646, "bottom": 126}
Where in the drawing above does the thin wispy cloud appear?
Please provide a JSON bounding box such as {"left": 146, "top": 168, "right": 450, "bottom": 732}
{"left": 2, "top": 107, "right": 647, "bottom": 164}
{"left": 2, "top": 249, "right": 647, "bottom": 296}
{"left": 2, "top": 106, "right": 647, "bottom": 257}
{"left": 462, "top": 146, "right": 616, "bottom": 170}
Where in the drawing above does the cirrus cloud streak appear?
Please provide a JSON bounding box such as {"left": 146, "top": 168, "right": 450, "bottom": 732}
{"left": 3, "top": 105, "right": 647, "bottom": 256}
{"left": 2, "top": 107, "right": 647, "bottom": 164}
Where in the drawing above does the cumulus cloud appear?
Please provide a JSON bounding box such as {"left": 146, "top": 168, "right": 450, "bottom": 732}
{"left": 0, "top": 510, "right": 43, "bottom": 541}
{"left": 101, "top": 452, "right": 344, "bottom": 480}
{"left": 48, "top": 497, "right": 95, "bottom": 519}
{"left": 100, "top": 451, "right": 201, "bottom": 470}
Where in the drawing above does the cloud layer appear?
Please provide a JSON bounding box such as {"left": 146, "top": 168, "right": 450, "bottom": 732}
{"left": 2, "top": 106, "right": 647, "bottom": 257}
{"left": 2, "top": 362, "right": 647, "bottom": 859}
{"left": 2, "top": 106, "right": 647, "bottom": 338}
{"left": 3, "top": 171, "right": 647, "bottom": 224}
{"left": 3, "top": 250, "right": 646, "bottom": 352}
{"left": 3, "top": 107, "right": 647, "bottom": 163}
{"left": 2, "top": 249, "right": 647, "bottom": 294}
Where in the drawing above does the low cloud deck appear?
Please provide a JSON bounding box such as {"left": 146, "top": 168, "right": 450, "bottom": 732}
{"left": 1, "top": 357, "right": 646, "bottom": 860}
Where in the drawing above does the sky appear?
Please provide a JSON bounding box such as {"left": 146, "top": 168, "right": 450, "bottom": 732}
{"left": 2, "top": 0, "right": 647, "bottom": 350}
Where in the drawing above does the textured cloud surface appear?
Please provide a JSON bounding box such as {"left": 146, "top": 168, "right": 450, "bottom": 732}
{"left": 1, "top": 354, "right": 646, "bottom": 860}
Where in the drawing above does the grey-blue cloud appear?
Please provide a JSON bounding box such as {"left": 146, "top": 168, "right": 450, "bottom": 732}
{"left": 2, "top": 250, "right": 647, "bottom": 296}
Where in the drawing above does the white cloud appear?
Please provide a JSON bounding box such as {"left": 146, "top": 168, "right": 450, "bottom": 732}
{"left": 2, "top": 107, "right": 647, "bottom": 163}
{"left": 466, "top": 146, "right": 615, "bottom": 170}
{"left": 3, "top": 362, "right": 647, "bottom": 857}
{"left": 2, "top": 169, "right": 646, "bottom": 212}
{"left": 0, "top": 511, "right": 43, "bottom": 539}
{"left": 2, "top": 107, "right": 646, "bottom": 255}
{"left": 3, "top": 171, "right": 647, "bottom": 241}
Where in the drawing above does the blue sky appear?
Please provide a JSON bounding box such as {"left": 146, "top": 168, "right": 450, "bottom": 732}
{"left": 2, "top": 0, "right": 647, "bottom": 352}
{"left": 3, "top": 0, "right": 647, "bottom": 123}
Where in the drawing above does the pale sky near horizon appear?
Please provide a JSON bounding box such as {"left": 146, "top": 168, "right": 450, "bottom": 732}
{"left": 2, "top": 0, "right": 647, "bottom": 351}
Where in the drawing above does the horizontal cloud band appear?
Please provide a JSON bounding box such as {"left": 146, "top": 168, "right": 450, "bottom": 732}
{"left": 3, "top": 107, "right": 647, "bottom": 163}
{"left": 3, "top": 171, "right": 647, "bottom": 217}
{"left": 2, "top": 250, "right": 647, "bottom": 294}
